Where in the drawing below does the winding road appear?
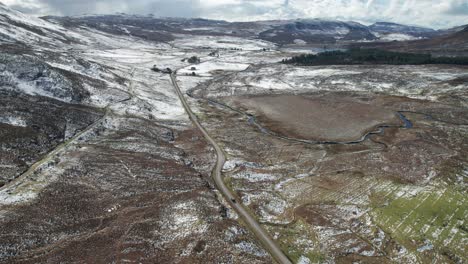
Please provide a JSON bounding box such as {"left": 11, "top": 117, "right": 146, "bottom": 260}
{"left": 170, "top": 73, "right": 292, "bottom": 264}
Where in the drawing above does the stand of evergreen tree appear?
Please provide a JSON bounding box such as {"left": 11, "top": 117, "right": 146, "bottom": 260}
{"left": 188, "top": 56, "right": 201, "bottom": 64}
{"left": 282, "top": 49, "right": 468, "bottom": 66}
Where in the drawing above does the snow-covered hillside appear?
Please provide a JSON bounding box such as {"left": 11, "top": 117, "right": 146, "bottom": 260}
{"left": 0, "top": 3, "right": 85, "bottom": 45}
{"left": 369, "top": 22, "right": 437, "bottom": 40}
{"left": 258, "top": 19, "right": 378, "bottom": 44}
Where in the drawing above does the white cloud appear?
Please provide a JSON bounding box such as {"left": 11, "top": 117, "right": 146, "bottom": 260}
{"left": 2, "top": 0, "right": 54, "bottom": 15}
{"left": 240, "top": 0, "right": 467, "bottom": 29}
{"left": 2, "top": 0, "right": 467, "bottom": 28}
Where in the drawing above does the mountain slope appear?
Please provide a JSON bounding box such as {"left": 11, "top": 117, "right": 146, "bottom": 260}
{"left": 354, "top": 25, "right": 468, "bottom": 56}
{"left": 45, "top": 14, "right": 176, "bottom": 42}
{"left": 258, "top": 19, "right": 377, "bottom": 44}
{"left": 0, "top": 5, "right": 276, "bottom": 263}
{"left": 440, "top": 24, "right": 468, "bottom": 34}
{"left": 45, "top": 13, "right": 468, "bottom": 47}
{"left": 369, "top": 22, "right": 437, "bottom": 38}
{"left": 0, "top": 3, "right": 83, "bottom": 46}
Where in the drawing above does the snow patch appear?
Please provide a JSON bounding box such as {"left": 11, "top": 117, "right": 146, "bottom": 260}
{"left": 231, "top": 170, "right": 277, "bottom": 182}
{"left": 178, "top": 61, "right": 249, "bottom": 77}
{"left": 297, "top": 255, "right": 311, "bottom": 264}
{"left": 293, "top": 39, "right": 307, "bottom": 45}
{"left": 380, "top": 33, "right": 419, "bottom": 41}
{"left": 285, "top": 68, "right": 361, "bottom": 78}
{"left": 0, "top": 116, "right": 27, "bottom": 127}
{"left": 235, "top": 241, "right": 268, "bottom": 257}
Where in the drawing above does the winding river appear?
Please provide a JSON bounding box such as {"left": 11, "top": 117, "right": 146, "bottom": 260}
{"left": 191, "top": 94, "right": 416, "bottom": 146}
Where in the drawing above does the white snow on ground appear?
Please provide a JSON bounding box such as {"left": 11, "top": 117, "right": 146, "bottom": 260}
{"left": 0, "top": 22, "right": 207, "bottom": 205}
{"left": 223, "top": 159, "right": 242, "bottom": 172}
{"left": 231, "top": 170, "right": 277, "bottom": 182}
{"left": 388, "top": 184, "right": 432, "bottom": 199}
{"left": 280, "top": 47, "right": 321, "bottom": 54}
{"left": 47, "top": 61, "right": 103, "bottom": 81}
{"left": 235, "top": 241, "right": 268, "bottom": 257}
{"left": 297, "top": 255, "right": 312, "bottom": 264}
{"left": 171, "top": 35, "right": 275, "bottom": 51}
{"left": 225, "top": 225, "right": 245, "bottom": 241}
{"left": 175, "top": 75, "right": 210, "bottom": 93}
{"left": 414, "top": 71, "right": 463, "bottom": 81}
{"left": 417, "top": 240, "right": 434, "bottom": 252}
{"left": 239, "top": 191, "right": 289, "bottom": 223}
{"left": 260, "top": 198, "right": 288, "bottom": 221}
{"left": 1, "top": 11, "right": 466, "bottom": 260}
{"left": 248, "top": 76, "right": 293, "bottom": 91}
{"left": 0, "top": 4, "right": 85, "bottom": 45}
{"left": 178, "top": 61, "right": 250, "bottom": 77}
{"left": 0, "top": 116, "right": 27, "bottom": 127}
{"left": 0, "top": 165, "right": 65, "bottom": 205}
{"left": 213, "top": 50, "right": 285, "bottom": 65}
{"left": 0, "top": 71, "right": 73, "bottom": 102}
{"left": 183, "top": 27, "right": 216, "bottom": 31}
{"left": 213, "top": 64, "right": 468, "bottom": 101}
{"left": 158, "top": 200, "right": 209, "bottom": 244}
{"left": 275, "top": 178, "right": 297, "bottom": 191}
{"left": 0, "top": 191, "right": 36, "bottom": 205}
{"left": 0, "top": 24, "right": 45, "bottom": 44}
{"left": 223, "top": 159, "right": 264, "bottom": 173}
{"left": 78, "top": 44, "right": 191, "bottom": 120}
{"left": 456, "top": 168, "right": 468, "bottom": 187}
{"left": 379, "top": 33, "right": 419, "bottom": 41}
{"left": 0, "top": 4, "right": 61, "bottom": 31}
{"left": 285, "top": 68, "right": 362, "bottom": 78}
{"left": 293, "top": 39, "right": 307, "bottom": 45}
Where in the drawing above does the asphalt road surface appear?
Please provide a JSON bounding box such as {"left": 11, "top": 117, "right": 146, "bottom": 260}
{"left": 170, "top": 73, "right": 292, "bottom": 264}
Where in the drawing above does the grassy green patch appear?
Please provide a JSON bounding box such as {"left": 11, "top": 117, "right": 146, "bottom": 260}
{"left": 223, "top": 176, "right": 234, "bottom": 190}
{"left": 370, "top": 186, "right": 467, "bottom": 261}
{"left": 270, "top": 219, "right": 327, "bottom": 263}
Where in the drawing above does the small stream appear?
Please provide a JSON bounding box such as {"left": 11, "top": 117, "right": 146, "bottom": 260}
{"left": 397, "top": 112, "right": 413, "bottom": 129}
{"left": 200, "top": 96, "right": 415, "bottom": 146}
{"left": 246, "top": 109, "right": 413, "bottom": 145}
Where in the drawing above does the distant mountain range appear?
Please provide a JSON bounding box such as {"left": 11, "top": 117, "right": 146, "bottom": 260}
{"left": 44, "top": 14, "right": 466, "bottom": 46}
{"left": 258, "top": 19, "right": 378, "bottom": 44}
{"left": 369, "top": 22, "right": 437, "bottom": 37}
{"left": 354, "top": 25, "right": 468, "bottom": 56}
{"left": 0, "top": 2, "right": 466, "bottom": 55}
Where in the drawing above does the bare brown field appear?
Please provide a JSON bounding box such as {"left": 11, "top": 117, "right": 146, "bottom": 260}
{"left": 228, "top": 93, "right": 402, "bottom": 142}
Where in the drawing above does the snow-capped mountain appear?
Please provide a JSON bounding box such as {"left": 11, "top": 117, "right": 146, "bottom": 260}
{"left": 369, "top": 22, "right": 438, "bottom": 41}
{"left": 354, "top": 23, "right": 468, "bottom": 56}
{"left": 45, "top": 13, "right": 459, "bottom": 46}
{"left": 439, "top": 24, "right": 468, "bottom": 35}
{"left": 49, "top": 15, "right": 380, "bottom": 45}
{"left": 370, "top": 22, "right": 436, "bottom": 36}
{"left": 0, "top": 3, "right": 83, "bottom": 46}
{"left": 258, "top": 19, "right": 377, "bottom": 44}
{"left": 0, "top": 3, "right": 132, "bottom": 106}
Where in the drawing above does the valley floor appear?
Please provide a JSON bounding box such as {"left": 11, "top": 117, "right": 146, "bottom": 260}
{"left": 0, "top": 18, "right": 466, "bottom": 263}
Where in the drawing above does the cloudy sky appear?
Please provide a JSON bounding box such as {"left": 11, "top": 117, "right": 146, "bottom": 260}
{"left": 3, "top": 0, "right": 468, "bottom": 29}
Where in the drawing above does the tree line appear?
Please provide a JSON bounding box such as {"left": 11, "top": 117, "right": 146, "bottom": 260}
{"left": 282, "top": 48, "right": 468, "bottom": 65}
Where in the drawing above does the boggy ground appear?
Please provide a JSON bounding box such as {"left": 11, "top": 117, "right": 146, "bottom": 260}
{"left": 0, "top": 115, "right": 273, "bottom": 263}
{"left": 190, "top": 83, "right": 467, "bottom": 263}
{"left": 225, "top": 93, "right": 404, "bottom": 142}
